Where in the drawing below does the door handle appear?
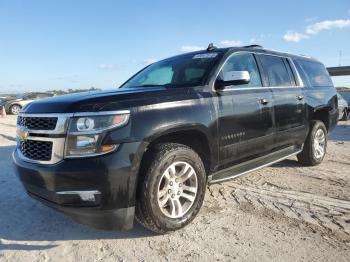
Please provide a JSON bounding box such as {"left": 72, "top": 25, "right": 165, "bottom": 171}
{"left": 260, "top": 98, "right": 269, "bottom": 105}
{"left": 297, "top": 95, "right": 304, "bottom": 100}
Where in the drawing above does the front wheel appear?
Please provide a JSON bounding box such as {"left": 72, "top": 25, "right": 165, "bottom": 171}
{"left": 136, "top": 143, "right": 206, "bottom": 233}
{"left": 297, "top": 120, "right": 327, "bottom": 166}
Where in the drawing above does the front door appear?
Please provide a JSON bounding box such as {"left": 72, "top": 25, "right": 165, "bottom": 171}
{"left": 216, "top": 52, "right": 274, "bottom": 167}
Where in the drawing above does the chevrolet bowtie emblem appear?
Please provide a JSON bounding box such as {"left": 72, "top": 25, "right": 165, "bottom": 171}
{"left": 17, "top": 127, "right": 29, "bottom": 140}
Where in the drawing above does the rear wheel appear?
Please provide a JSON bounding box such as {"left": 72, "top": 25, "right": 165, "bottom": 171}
{"left": 297, "top": 120, "right": 327, "bottom": 166}
{"left": 10, "top": 104, "right": 21, "bottom": 115}
{"left": 136, "top": 143, "right": 206, "bottom": 233}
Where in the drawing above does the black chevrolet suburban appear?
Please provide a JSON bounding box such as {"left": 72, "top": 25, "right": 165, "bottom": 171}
{"left": 13, "top": 45, "right": 338, "bottom": 233}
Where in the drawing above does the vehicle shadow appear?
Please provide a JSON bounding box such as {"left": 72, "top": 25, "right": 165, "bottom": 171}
{"left": 271, "top": 158, "right": 300, "bottom": 168}
{"left": 0, "top": 145, "right": 155, "bottom": 250}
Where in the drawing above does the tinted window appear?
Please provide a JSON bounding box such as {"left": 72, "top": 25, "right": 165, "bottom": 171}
{"left": 260, "top": 55, "right": 293, "bottom": 87}
{"left": 122, "top": 53, "right": 222, "bottom": 88}
{"left": 220, "top": 53, "right": 262, "bottom": 88}
{"left": 296, "top": 60, "right": 333, "bottom": 87}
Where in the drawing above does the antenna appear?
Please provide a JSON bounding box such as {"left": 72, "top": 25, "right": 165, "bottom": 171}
{"left": 207, "top": 43, "right": 217, "bottom": 51}
{"left": 339, "top": 50, "right": 342, "bottom": 66}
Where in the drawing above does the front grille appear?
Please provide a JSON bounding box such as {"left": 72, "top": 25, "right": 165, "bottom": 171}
{"left": 20, "top": 140, "right": 53, "bottom": 161}
{"left": 18, "top": 116, "right": 57, "bottom": 130}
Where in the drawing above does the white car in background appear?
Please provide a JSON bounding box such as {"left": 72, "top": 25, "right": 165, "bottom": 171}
{"left": 3, "top": 92, "right": 54, "bottom": 115}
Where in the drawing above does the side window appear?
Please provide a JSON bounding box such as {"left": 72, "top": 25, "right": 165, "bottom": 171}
{"left": 259, "top": 55, "right": 293, "bottom": 87}
{"left": 220, "top": 53, "right": 262, "bottom": 88}
{"left": 296, "top": 60, "right": 333, "bottom": 87}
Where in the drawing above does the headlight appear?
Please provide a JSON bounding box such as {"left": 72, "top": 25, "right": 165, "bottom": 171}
{"left": 65, "top": 112, "right": 129, "bottom": 158}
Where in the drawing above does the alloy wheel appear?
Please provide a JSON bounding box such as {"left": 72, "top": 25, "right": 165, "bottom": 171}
{"left": 313, "top": 128, "right": 326, "bottom": 159}
{"left": 157, "top": 161, "right": 198, "bottom": 218}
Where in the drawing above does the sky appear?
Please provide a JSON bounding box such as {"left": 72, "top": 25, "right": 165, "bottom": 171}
{"left": 0, "top": 0, "right": 350, "bottom": 93}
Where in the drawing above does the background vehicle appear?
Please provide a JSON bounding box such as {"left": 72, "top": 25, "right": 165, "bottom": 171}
{"left": 4, "top": 92, "right": 54, "bottom": 115}
{"left": 13, "top": 45, "right": 338, "bottom": 233}
{"left": 338, "top": 93, "right": 349, "bottom": 121}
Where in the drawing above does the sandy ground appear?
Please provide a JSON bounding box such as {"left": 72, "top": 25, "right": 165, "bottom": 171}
{"left": 0, "top": 115, "right": 349, "bottom": 262}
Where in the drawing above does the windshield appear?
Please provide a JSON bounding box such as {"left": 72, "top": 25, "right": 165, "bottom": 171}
{"left": 121, "top": 52, "right": 221, "bottom": 88}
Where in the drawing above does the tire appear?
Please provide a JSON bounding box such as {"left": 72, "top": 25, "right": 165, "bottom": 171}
{"left": 340, "top": 109, "right": 348, "bottom": 121}
{"left": 297, "top": 120, "right": 327, "bottom": 166}
{"left": 136, "top": 143, "right": 206, "bottom": 233}
{"left": 10, "top": 104, "right": 22, "bottom": 115}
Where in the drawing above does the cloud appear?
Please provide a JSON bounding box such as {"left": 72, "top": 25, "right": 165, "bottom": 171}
{"left": 283, "top": 32, "right": 310, "bottom": 42}
{"left": 98, "top": 64, "right": 123, "bottom": 70}
{"left": 306, "top": 19, "right": 350, "bottom": 34}
{"left": 142, "top": 58, "right": 158, "bottom": 65}
{"left": 220, "top": 40, "right": 242, "bottom": 47}
{"left": 180, "top": 45, "right": 205, "bottom": 52}
{"left": 283, "top": 19, "right": 350, "bottom": 42}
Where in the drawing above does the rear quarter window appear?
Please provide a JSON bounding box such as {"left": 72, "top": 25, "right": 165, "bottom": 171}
{"left": 295, "top": 60, "right": 333, "bottom": 87}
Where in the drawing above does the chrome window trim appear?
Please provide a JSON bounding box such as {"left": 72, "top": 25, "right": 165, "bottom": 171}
{"left": 211, "top": 51, "right": 305, "bottom": 92}
{"left": 16, "top": 110, "right": 130, "bottom": 165}
{"left": 217, "top": 86, "right": 305, "bottom": 92}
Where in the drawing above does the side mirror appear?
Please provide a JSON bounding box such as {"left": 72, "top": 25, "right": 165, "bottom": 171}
{"left": 216, "top": 71, "right": 250, "bottom": 89}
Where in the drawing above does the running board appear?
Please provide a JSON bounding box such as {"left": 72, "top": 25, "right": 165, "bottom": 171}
{"left": 208, "top": 145, "right": 302, "bottom": 184}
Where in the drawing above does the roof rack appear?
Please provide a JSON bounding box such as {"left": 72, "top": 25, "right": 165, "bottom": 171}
{"left": 207, "top": 43, "right": 217, "bottom": 51}
{"left": 242, "top": 44, "right": 263, "bottom": 49}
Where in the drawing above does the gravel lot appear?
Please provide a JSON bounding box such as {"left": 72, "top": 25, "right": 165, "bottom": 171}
{"left": 0, "top": 115, "right": 349, "bottom": 262}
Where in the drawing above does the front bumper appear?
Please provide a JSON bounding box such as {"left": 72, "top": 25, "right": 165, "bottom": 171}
{"left": 13, "top": 141, "right": 146, "bottom": 230}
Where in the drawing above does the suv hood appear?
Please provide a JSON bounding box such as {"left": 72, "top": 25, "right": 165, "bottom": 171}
{"left": 23, "top": 87, "right": 187, "bottom": 114}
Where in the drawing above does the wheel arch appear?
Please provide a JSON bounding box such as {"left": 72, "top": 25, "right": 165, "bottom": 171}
{"left": 311, "top": 106, "right": 331, "bottom": 131}
{"left": 139, "top": 125, "right": 214, "bottom": 178}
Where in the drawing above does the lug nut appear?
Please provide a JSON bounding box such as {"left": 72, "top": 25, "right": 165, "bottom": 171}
{"left": 175, "top": 178, "right": 179, "bottom": 183}
{"left": 171, "top": 194, "right": 175, "bottom": 198}
{"left": 168, "top": 189, "right": 172, "bottom": 194}
{"left": 177, "top": 191, "right": 181, "bottom": 195}
{"left": 179, "top": 183, "right": 182, "bottom": 187}
{"left": 169, "top": 182, "right": 173, "bottom": 186}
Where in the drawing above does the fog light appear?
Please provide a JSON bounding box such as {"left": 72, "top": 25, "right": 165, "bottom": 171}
{"left": 57, "top": 190, "right": 101, "bottom": 202}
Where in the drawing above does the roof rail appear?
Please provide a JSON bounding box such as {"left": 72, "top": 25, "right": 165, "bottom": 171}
{"left": 242, "top": 44, "right": 263, "bottom": 49}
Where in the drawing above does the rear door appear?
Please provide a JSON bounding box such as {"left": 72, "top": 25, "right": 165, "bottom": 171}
{"left": 258, "top": 54, "right": 307, "bottom": 148}
{"left": 216, "top": 52, "right": 274, "bottom": 167}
